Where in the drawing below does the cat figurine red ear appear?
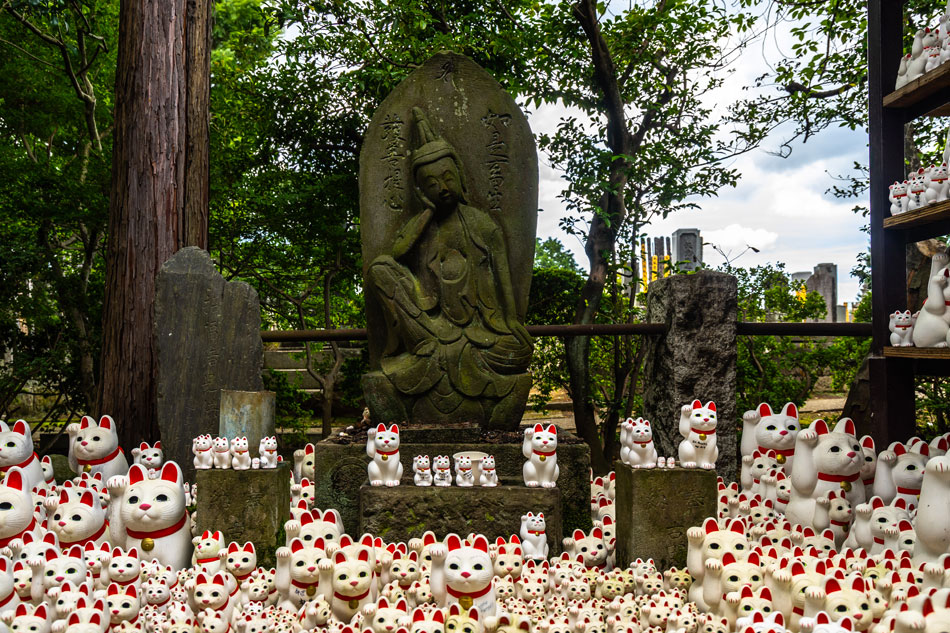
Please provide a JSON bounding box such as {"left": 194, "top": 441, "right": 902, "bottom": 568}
{"left": 428, "top": 533, "right": 496, "bottom": 621}
{"left": 786, "top": 418, "right": 865, "bottom": 528}
{"left": 522, "top": 424, "right": 559, "bottom": 488}
{"left": 108, "top": 461, "right": 192, "bottom": 571}
{"left": 66, "top": 415, "right": 129, "bottom": 480}
{"left": 0, "top": 419, "right": 44, "bottom": 492}
{"left": 678, "top": 400, "right": 719, "bottom": 470}
{"left": 367, "top": 424, "right": 403, "bottom": 487}
{"left": 621, "top": 417, "right": 658, "bottom": 469}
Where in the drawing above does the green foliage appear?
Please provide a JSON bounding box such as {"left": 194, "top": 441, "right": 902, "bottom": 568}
{"left": 732, "top": 263, "right": 851, "bottom": 414}
{"left": 0, "top": 0, "right": 116, "bottom": 421}
{"left": 535, "top": 238, "right": 580, "bottom": 273}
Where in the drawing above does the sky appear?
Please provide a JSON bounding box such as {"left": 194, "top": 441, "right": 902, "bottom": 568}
{"left": 525, "top": 7, "right": 872, "bottom": 304}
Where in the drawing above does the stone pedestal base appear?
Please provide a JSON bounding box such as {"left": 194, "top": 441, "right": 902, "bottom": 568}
{"left": 359, "top": 485, "right": 562, "bottom": 554}
{"left": 196, "top": 464, "right": 291, "bottom": 568}
{"left": 309, "top": 437, "right": 591, "bottom": 538}
{"left": 615, "top": 464, "right": 716, "bottom": 570}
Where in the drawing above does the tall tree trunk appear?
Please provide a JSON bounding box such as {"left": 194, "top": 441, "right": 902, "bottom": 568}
{"left": 99, "top": 0, "right": 200, "bottom": 449}
{"left": 567, "top": 0, "right": 634, "bottom": 474}
{"left": 184, "top": 0, "right": 211, "bottom": 249}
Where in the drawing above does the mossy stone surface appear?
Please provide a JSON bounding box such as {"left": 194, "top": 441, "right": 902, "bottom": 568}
{"left": 615, "top": 464, "right": 716, "bottom": 570}
{"left": 196, "top": 464, "right": 290, "bottom": 568}
{"left": 312, "top": 437, "right": 590, "bottom": 537}
{"left": 360, "top": 485, "right": 561, "bottom": 553}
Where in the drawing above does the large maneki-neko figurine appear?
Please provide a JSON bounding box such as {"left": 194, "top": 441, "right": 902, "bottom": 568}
{"left": 106, "top": 461, "right": 193, "bottom": 571}
{"left": 741, "top": 402, "right": 800, "bottom": 478}
{"left": 785, "top": 418, "right": 866, "bottom": 528}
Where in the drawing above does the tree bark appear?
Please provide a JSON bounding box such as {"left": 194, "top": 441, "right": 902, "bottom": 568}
{"left": 184, "top": 0, "right": 211, "bottom": 249}
{"left": 98, "top": 0, "right": 188, "bottom": 448}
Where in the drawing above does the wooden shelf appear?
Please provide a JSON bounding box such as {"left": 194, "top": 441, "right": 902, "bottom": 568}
{"left": 883, "top": 199, "right": 950, "bottom": 230}
{"left": 884, "top": 62, "right": 950, "bottom": 116}
{"left": 883, "top": 347, "right": 950, "bottom": 359}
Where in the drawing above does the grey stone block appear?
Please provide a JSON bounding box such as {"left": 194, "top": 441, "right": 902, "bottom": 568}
{"left": 642, "top": 271, "right": 738, "bottom": 481}
{"left": 196, "top": 464, "right": 290, "bottom": 568}
{"left": 219, "top": 390, "right": 275, "bottom": 460}
{"left": 615, "top": 464, "right": 717, "bottom": 570}
{"left": 155, "top": 247, "right": 264, "bottom": 481}
{"left": 360, "top": 485, "right": 561, "bottom": 553}
{"left": 310, "top": 437, "right": 591, "bottom": 538}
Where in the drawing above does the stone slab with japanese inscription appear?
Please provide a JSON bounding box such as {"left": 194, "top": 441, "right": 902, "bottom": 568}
{"left": 359, "top": 52, "right": 538, "bottom": 430}
{"left": 155, "top": 246, "right": 264, "bottom": 481}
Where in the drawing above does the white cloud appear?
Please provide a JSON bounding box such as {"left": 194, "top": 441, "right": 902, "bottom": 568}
{"left": 525, "top": 11, "right": 871, "bottom": 304}
{"left": 702, "top": 224, "right": 779, "bottom": 256}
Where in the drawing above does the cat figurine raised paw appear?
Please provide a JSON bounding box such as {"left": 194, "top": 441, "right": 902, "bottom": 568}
{"left": 106, "top": 461, "right": 192, "bottom": 571}
{"left": 367, "top": 424, "right": 403, "bottom": 487}
{"left": 259, "top": 436, "right": 279, "bottom": 469}
{"left": 131, "top": 441, "right": 163, "bottom": 470}
{"left": 455, "top": 456, "right": 475, "bottom": 487}
{"left": 413, "top": 455, "right": 433, "bottom": 487}
{"left": 679, "top": 400, "right": 719, "bottom": 469}
{"left": 912, "top": 250, "right": 950, "bottom": 348}
{"left": 478, "top": 455, "right": 498, "bottom": 487}
{"left": 433, "top": 456, "right": 452, "bottom": 487}
{"left": 0, "top": 419, "right": 45, "bottom": 492}
{"left": 230, "top": 436, "right": 252, "bottom": 470}
{"left": 889, "top": 310, "right": 916, "bottom": 346}
{"left": 621, "top": 417, "right": 658, "bottom": 469}
{"left": 522, "top": 423, "right": 559, "bottom": 488}
{"left": 519, "top": 512, "right": 548, "bottom": 561}
{"left": 67, "top": 414, "right": 129, "bottom": 480}
{"left": 211, "top": 436, "right": 230, "bottom": 469}
{"left": 193, "top": 434, "right": 213, "bottom": 470}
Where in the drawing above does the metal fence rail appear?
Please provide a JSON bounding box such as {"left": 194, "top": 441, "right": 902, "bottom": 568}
{"left": 260, "top": 321, "right": 871, "bottom": 343}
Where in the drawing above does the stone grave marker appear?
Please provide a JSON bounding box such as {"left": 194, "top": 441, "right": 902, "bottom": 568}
{"left": 155, "top": 247, "right": 264, "bottom": 480}
{"left": 615, "top": 464, "right": 717, "bottom": 570}
{"left": 641, "top": 271, "right": 738, "bottom": 480}
{"left": 219, "top": 390, "right": 275, "bottom": 460}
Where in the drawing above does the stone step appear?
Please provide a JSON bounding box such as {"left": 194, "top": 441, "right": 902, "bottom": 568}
{"left": 359, "top": 484, "right": 562, "bottom": 555}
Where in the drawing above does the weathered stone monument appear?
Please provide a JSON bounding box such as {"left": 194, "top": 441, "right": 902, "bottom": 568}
{"left": 359, "top": 52, "right": 538, "bottom": 430}
{"left": 672, "top": 228, "right": 703, "bottom": 272}
{"left": 196, "top": 464, "right": 290, "bottom": 568}
{"left": 154, "top": 247, "right": 264, "bottom": 479}
{"left": 641, "top": 271, "right": 738, "bottom": 480}
{"left": 219, "top": 389, "right": 276, "bottom": 461}
{"left": 615, "top": 465, "right": 716, "bottom": 569}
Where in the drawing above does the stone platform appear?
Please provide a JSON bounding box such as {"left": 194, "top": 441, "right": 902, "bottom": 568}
{"left": 196, "top": 464, "right": 291, "bottom": 568}
{"left": 615, "top": 464, "right": 716, "bottom": 570}
{"left": 306, "top": 432, "right": 591, "bottom": 538}
{"left": 359, "top": 485, "right": 561, "bottom": 554}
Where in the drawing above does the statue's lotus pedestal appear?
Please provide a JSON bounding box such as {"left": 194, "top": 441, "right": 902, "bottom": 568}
{"left": 196, "top": 464, "right": 291, "bottom": 568}
{"left": 360, "top": 485, "right": 562, "bottom": 554}
{"left": 302, "top": 426, "right": 591, "bottom": 540}
{"left": 614, "top": 464, "right": 717, "bottom": 570}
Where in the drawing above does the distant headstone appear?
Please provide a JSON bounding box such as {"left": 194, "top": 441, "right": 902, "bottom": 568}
{"left": 672, "top": 229, "right": 703, "bottom": 272}
{"left": 641, "top": 271, "right": 738, "bottom": 480}
{"left": 155, "top": 247, "right": 264, "bottom": 480}
{"left": 219, "top": 390, "right": 275, "bottom": 460}
{"left": 359, "top": 52, "right": 538, "bottom": 430}
{"left": 806, "top": 263, "right": 838, "bottom": 323}
{"left": 615, "top": 464, "right": 717, "bottom": 569}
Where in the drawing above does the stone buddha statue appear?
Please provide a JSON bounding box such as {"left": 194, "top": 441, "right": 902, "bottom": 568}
{"left": 363, "top": 107, "right": 533, "bottom": 428}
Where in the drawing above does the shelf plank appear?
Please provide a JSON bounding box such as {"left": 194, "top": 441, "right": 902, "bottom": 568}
{"left": 883, "top": 347, "right": 950, "bottom": 359}
{"left": 884, "top": 62, "right": 950, "bottom": 116}
{"left": 883, "top": 199, "right": 950, "bottom": 230}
